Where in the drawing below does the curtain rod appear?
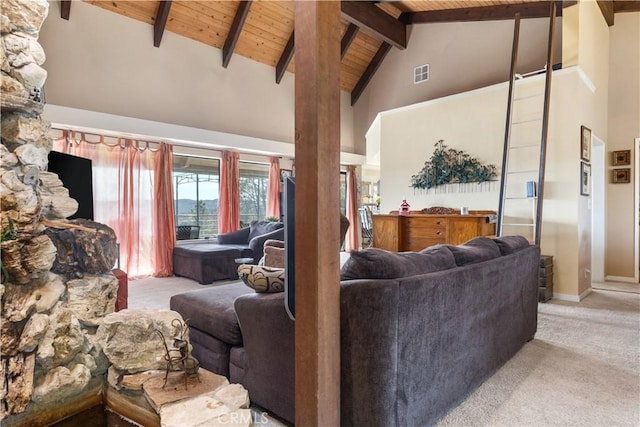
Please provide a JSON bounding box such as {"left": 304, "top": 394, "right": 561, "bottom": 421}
{"left": 52, "top": 126, "right": 167, "bottom": 146}
{"left": 50, "top": 126, "right": 290, "bottom": 160}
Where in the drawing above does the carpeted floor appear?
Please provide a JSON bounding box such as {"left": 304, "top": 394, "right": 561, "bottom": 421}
{"left": 437, "top": 289, "right": 640, "bottom": 427}
{"left": 127, "top": 276, "right": 239, "bottom": 310}
{"left": 128, "top": 277, "right": 640, "bottom": 426}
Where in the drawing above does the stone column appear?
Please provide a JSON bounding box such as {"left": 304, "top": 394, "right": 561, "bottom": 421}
{"left": 1, "top": 0, "right": 116, "bottom": 421}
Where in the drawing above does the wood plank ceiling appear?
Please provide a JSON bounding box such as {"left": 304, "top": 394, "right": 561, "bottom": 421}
{"left": 68, "top": 1, "right": 638, "bottom": 105}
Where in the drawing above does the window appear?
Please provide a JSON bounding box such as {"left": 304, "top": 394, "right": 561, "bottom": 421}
{"left": 173, "top": 155, "right": 220, "bottom": 238}
{"left": 239, "top": 161, "right": 270, "bottom": 227}
{"left": 414, "top": 64, "right": 430, "bottom": 84}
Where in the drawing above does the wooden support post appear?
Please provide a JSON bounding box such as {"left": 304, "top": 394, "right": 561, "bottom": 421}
{"left": 293, "top": 1, "right": 341, "bottom": 425}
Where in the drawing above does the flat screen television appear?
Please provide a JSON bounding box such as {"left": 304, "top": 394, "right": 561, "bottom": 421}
{"left": 283, "top": 176, "right": 295, "bottom": 320}
{"left": 47, "top": 151, "right": 94, "bottom": 220}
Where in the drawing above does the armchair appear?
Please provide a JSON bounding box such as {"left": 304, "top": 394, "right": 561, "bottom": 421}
{"left": 217, "top": 220, "right": 284, "bottom": 264}
{"left": 259, "top": 214, "right": 350, "bottom": 268}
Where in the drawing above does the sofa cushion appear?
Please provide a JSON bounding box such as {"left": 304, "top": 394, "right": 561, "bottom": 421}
{"left": 216, "top": 227, "right": 251, "bottom": 245}
{"left": 447, "top": 237, "right": 502, "bottom": 266}
{"left": 493, "top": 235, "right": 530, "bottom": 255}
{"left": 248, "top": 221, "right": 283, "bottom": 242}
{"left": 238, "top": 264, "right": 285, "bottom": 293}
{"left": 169, "top": 283, "right": 251, "bottom": 345}
{"left": 340, "top": 246, "right": 456, "bottom": 280}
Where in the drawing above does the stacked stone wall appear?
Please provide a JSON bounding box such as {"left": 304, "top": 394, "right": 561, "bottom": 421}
{"left": 0, "top": 0, "right": 119, "bottom": 422}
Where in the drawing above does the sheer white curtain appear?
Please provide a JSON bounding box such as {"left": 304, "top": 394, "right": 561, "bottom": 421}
{"left": 53, "top": 131, "right": 175, "bottom": 278}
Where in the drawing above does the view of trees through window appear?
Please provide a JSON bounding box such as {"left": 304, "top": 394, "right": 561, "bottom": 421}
{"left": 172, "top": 155, "right": 271, "bottom": 237}
{"left": 173, "top": 155, "right": 220, "bottom": 238}
{"left": 172, "top": 154, "right": 345, "bottom": 238}
{"left": 239, "top": 162, "right": 269, "bottom": 227}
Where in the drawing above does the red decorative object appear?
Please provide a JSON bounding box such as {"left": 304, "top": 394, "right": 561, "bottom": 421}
{"left": 399, "top": 199, "right": 411, "bottom": 215}
{"left": 112, "top": 268, "right": 128, "bottom": 311}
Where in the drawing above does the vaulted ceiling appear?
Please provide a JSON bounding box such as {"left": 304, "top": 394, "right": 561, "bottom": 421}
{"left": 59, "top": 1, "right": 640, "bottom": 105}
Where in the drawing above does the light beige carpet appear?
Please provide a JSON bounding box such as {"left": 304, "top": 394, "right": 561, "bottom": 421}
{"left": 127, "top": 276, "right": 241, "bottom": 309}
{"left": 437, "top": 289, "right": 640, "bottom": 427}
{"left": 129, "top": 277, "right": 640, "bottom": 426}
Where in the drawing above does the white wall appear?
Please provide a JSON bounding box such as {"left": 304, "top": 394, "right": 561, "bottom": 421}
{"left": 354, "top": 17, "right": 563, "bottom": 156}
{"left": 377, "top": 82, "right": 506, "bottom": 213}
{"left": 563, "top": 1, "right": 611, "bottom": 296}
{"left": 376, "top": 68, "right": 598, "bottom": 297}
{"left": 374, "top": 2, "right": 625, "bottom": 298}
{"left": 606, "top": 12, "right": 640, "bottom": 280}
{"left": 39, "top": 1, "right": 356, "bottom": 155}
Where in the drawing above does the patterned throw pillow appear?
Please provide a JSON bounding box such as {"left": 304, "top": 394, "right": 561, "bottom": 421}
{"left": 238, "top": 264, "right": 285, "bottom": 293}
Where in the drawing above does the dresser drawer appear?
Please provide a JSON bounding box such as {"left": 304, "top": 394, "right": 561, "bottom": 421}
{"left": 405, "top": 217, "right": 447, "bottom": 229}
{"left": 406, "top": 227, "right": 446, "bottom": 239}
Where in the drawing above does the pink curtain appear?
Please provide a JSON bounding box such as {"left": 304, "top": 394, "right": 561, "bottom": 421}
{"left": 267, "top": 157, "right": 281, "bottom": 219}
{"left": 345, "top": 165, "right": 360, "bottom": 251}
{"left": 152, "top": 143, "right": 176, "bottom": 277}
{"left": 218, "top": 150, "right": 240, "bottom": 233}
{"left": 52, "top": 132, "right": 175, "bottom": 279}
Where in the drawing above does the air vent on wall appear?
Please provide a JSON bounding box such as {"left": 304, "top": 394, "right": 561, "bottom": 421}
{"left": 414, "top": 64, "right": 429, "bottom": 84}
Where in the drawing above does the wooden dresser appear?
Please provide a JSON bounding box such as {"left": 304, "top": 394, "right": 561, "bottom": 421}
{"left": 372, "top": 213, "right": 496, "bottom": 252}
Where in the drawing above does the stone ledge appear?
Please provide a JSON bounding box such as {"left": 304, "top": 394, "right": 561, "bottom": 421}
{"left": 104, "top": 386, "right": 160, "bottom": 427}
{"left": 143, "top": 369, "right": 229, "bottom": 413}
{"left": 0, "top": 95, "right": 44, "bottom": 116}
{"left": 105, "top": 369, "right": 251, "bottom": 427}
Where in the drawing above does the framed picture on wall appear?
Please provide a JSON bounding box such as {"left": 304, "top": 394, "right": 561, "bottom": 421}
{"left": 580, "top": 125, "right": 591, "bottom": 162}
{"left": 580, "top": 161, "right": 591, "bottom": 196}
{"left": 612, "top": 168, "right": 631, "bottom": 184}
{"left": 612, "top": 150, "right": 631, "bottom": 166}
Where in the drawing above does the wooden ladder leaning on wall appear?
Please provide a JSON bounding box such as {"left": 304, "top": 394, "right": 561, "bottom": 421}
{"left": 496, "top": 2, "right": 557, "bottom": 246}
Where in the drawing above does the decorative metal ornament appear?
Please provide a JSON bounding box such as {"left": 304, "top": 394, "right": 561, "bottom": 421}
{"left": 156, "top": 318, "right": 201, "bottom": 389}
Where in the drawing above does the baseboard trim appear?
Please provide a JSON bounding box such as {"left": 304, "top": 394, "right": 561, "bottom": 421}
{"left": 605, "top": 275, "right": 638, "bottom": 284}
{"left": 553, "top": 292, "right": 580, "bottom": 302}
{"left": 553, "top": 287, "right": 593, "bottom": 302}
{"left": 579, "top": 287, "right": 592, "bottom": 301}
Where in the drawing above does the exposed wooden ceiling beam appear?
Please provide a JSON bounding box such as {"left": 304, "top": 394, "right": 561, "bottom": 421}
{"left": 276, "top": 31, "right": 295, "bottom": 84}
{"left": 613, "top": 1, "right": 640, "bottom": 13}
{"left": 597, "top": 1, "right": 615, "bottom": 26}
{"left": 60, "top": 0, "right": 71, "bottom": 20}
{"left": 223, "top": 0, "right": 252, "bottom": 68}
{"left": 351, "top": 42, "right": 392, "bottom": 106}
{"left": 153, "top": 0, "right": 172, "bottom": 48}
{"left": 341, "top": 1, "right": 407, "bottom": 49}
{"left": 340, "top": 23, "right": 359, "bottom": 59}
{"left": 410, "top": 1, "right": 573, "bottom": 23}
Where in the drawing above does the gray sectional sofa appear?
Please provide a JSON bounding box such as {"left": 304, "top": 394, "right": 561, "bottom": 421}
{"left": 170, "top": 236, "right": 539, "bottom": 425}
{"left": 172, "top": 220, "right": 284, "bottom": 284}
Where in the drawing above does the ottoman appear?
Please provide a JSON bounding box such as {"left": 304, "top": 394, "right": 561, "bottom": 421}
{"left": 172, "top": 244, "right": 252, "bottom": 284}
{"left": 170, "top": 283, "right": 252, "bottom": 378}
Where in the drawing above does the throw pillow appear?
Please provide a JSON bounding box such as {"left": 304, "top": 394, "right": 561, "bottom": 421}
{"left": 447, "top": 237, "right": 501, "bottom": 266}
{"left": 493, "top": 235, "right": 531, "bottom": 255}
{"left": 264, "top": 245, "right": 285, "bottom": 269}
{"left": 340, "top": 246, "right": 457, "bottom": 280}
{"left": 248, "top": 221, "right": 283, "bottom": 242}
{"left": 238, "top": 264, "right": 285, "bottom": 293}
